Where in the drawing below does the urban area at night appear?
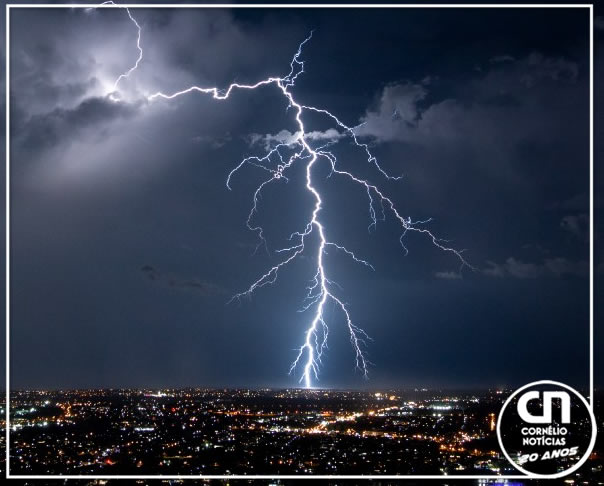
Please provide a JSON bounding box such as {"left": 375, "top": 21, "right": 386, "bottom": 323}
{"left": 4, "top": 388, "right": 603, "bottom": 482}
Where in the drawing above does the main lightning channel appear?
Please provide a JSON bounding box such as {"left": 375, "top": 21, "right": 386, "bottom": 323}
{"left": 104, "top": 7, "right": 472, "bottom": 388}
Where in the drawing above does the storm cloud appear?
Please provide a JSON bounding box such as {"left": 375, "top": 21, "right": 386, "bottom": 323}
{"left": 17, "top": 95, "right": 140, "bottom": 150}
{"left": 141, "top": 264, "right": 227, "bottom": 296}
{"left": 8, "top": 6, "right": 594, "bottom": 390}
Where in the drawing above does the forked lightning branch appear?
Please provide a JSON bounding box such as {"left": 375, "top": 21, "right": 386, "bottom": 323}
{"left": 99, "top": 2, "right": 471, "bottom": 388}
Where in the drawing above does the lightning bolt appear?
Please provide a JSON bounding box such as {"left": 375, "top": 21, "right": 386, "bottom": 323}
{"left": 100, "top": 5, "right": 472, "bottom": 388}
{"left": 94, "top": 2, "right": 143, "bottom": 100}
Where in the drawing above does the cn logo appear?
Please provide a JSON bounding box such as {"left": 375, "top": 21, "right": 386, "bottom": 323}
{"left": 497, "top": 381, "right": 597, "bottom": 477}
{"left": 517, "top": 390, "right": 571, "bottom": 424}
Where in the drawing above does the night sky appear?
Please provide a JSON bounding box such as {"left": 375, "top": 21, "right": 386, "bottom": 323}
{"left": 6, "top": 4, "right": 600, "bottom": 391}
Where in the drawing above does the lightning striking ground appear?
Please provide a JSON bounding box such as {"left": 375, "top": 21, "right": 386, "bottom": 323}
{"left": 101, "top": 5, "right": 471, "bottom": 388}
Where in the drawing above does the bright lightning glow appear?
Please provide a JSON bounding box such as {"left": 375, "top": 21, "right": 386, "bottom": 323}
{"left": 101, "top": 6, "right": 472, "bottom": 388}
{"left": 95, "top": 2, "right": 143, "bottom": 100}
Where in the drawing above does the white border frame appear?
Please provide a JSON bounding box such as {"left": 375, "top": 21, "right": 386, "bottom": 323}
{"left": 5, "top": 2, "right": 594, "bottom": 480}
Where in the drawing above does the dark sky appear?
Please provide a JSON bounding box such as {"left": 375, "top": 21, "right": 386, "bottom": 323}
{"left": 6, "top": 4, "right": 600, "bottom": 391}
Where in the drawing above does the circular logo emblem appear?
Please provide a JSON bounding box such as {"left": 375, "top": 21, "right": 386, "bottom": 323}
{"left": 497, "top": 380, "right": 597, "bottom": 478}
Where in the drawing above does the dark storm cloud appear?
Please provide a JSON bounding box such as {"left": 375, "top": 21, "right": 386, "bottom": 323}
{"left": 139, "top": 8, "right": 306, "bottom": 90}
{"left": 8, "top": 6, "right": 594, "bottom": 389}
{"left": 11, "top": 43, "right": 100, "bottom": 116}
{"left": 10, "top": 8, "right": 127, "bottom": 115}
{"left": 141, "top": 264, "right": 226, "bottom": 296}
{"left": 483, "top": 257, "right": 589, "bottom": 279}
{"left": 349, "top": 47, "right": 590, "bottom": 285}
{"left": 560, "top": 213, "right": 589, "bottom": 241}
{"left": 10, "top": 7, "right": 308, "bottom": 186}
{"left": 17, "top": 95, "right": 140, "bottom": 150}
{"left": 355, "top": 52, "right": 580, "bottom": 147}
{"left": 434, "top": 271, "right": 461, "bottom": 280}
{"left": 549, "top": 192, "right": 590, "bottom": 211}
{"left": 141, "top": 264, "right": 160, "bottom": 280}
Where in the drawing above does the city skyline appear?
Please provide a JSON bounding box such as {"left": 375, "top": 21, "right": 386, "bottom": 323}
{"left": 4, "top": 386, "right": 601, "bottom": 479}
{"left": 1, "top": 387, "right": 556, "bottom": 476}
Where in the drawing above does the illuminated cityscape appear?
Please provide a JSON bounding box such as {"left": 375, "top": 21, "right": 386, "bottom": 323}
{"left": 5, "top": 388, "right": 602, "bottom": 481}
